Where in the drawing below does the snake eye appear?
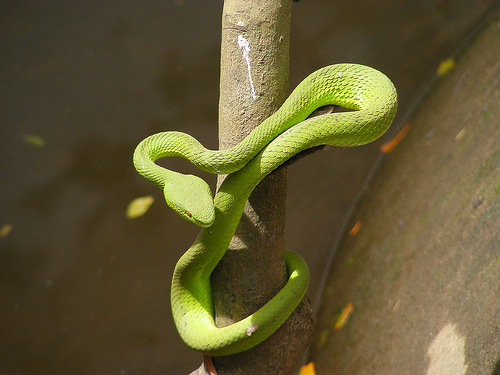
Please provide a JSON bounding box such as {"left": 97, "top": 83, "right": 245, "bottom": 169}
{"left": 185, "top": 211, "right": 192, "bottom": 218}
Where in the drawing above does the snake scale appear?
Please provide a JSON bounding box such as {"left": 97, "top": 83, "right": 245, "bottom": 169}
{"left": 133, "top": 63, "right": 397, "bottom": 356}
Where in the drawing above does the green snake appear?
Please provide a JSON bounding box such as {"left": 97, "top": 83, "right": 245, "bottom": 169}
{"left": 133, "top": 63, "right": 397, "bottom": 356}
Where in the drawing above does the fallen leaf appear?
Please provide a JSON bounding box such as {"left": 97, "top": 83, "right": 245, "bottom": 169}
{"left": 299, "top": 362, "right": 316, "bottom": 375}
{"left": 126, "top": 196, "right": 154, "bottom": 219}
{"left": 381, "top": 123, "right": 412, "bottom": 153}
{"left": 204, "top": 355, "right": 217, "bottom": 375}
{"left": 23, "top": 134, "right": 46, "bottom": 147}
{"left": 0, "top": 223, "right": 13, "bottom": 237}
{"left": 317, "top": 329, "right": 329, "bottom": 349}
{"left": 455, "top": 128, "right": 466, "bottom": 141}
{"left": 334, "top": 302, "right": 354, "bottom": 330}
{"left": 349, "top": 221, "right": 362, "bottom": 236}
{"left": 436, "top": 57, "right": 455, "bottom": 76}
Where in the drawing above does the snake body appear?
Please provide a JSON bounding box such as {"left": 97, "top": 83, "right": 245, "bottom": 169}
{"left": 133, "top": 64, "right": 397, "bottom": 356}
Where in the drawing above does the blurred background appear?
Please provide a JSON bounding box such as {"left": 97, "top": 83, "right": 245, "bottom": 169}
{"left": 1, "top": 1, "right": 498, "bottom": 374}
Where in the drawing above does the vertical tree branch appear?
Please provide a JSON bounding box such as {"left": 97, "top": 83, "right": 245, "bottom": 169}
{"left": 194, "top": 1, "right": 315, "bottom": 374}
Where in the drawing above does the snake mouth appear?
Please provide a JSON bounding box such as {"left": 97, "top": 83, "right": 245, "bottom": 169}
{"left": 171, "top": 203, "right": 215, "bottom": 228}
{"left": 188, "top": 212, "right": 215, "bottom": 228}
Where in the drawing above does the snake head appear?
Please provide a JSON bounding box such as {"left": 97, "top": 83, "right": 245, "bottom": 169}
{"left": 163, "top": 174, "right": 215, "bottom": 227}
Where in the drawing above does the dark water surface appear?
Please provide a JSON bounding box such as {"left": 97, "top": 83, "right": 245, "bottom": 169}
{"left": 1, "top": 1, "right": 498, "bottom": 374}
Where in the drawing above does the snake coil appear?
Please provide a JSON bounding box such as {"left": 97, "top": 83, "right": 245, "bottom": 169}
{"left": 133, "top": 63, "right": 397, "bottom": 356}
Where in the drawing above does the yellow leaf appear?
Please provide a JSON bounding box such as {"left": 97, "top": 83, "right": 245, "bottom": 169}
{"left": 0, "top": 223, "right": 13, "bottom": 237}
{"left": 299, "top": 362, "right": 316, "bottom": 375}
{"left": 317, "top": 329, "right": 329, "bottom": 349}
{"left": 23, "top": 134, "right": 46, "bottom": 147}
{"left": 436, "top": 58, "right": 455, "bottom": 77}
{"left": 455, "top": 128, "right": 466, "bottom": 141}
{"left": 333, "top": 302, "right": 354, "bottom": 330}
{"left": 126, "top": 196, "right": 154, "bottom": 219}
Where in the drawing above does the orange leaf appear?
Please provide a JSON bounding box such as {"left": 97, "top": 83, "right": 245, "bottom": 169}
{"left": 334, "top": 302, "right": 354, "bottom": 330}
{"left": 381, "top": 123, "right": 412, "bottom": 153}
{"left": 299, "top": 362, "right": 316, "bottom": 375}
{"left": 349, "top": 221, "right": 362, "bottom": 236}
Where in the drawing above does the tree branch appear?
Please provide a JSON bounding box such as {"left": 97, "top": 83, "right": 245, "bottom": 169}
{"left": 194, "top": 1, "right": 315, "bottom": 374}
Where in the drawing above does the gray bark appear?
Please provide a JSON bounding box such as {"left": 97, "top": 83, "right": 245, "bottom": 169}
{"left": 191, "top": 1, "right": 314, "bottom": 374}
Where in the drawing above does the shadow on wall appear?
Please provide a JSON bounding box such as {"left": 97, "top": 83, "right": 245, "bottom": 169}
{"left": 493, "top": 357, "right": 500, "bottom": 375}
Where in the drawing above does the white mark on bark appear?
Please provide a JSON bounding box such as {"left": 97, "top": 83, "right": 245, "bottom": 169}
{"left": 237, "top": 35, "right": 257, "bottom": 100}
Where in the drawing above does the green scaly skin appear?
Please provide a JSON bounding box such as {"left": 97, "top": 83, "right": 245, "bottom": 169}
{"left": 133, "top": 63, "right": 398, "bottom": 356}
